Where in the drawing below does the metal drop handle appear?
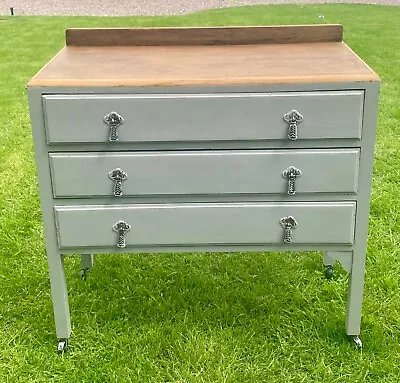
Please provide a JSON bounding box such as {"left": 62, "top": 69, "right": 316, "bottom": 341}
{"left": 109, "top": 168, "right": 128, "bottom": 197}
{"left": 280, "top": 216, "right": 298, "bottom": 244}
{"left": 104, "top": 111, "right": 124, "bottom": 141}
{"left": 282, "top": 166, "right": 302, "bottom": 195}
{"left": 112, "top": 220, "right": 131, "bottom": 248}
{"left": 283, "top": 110, "right": 303, "bottom": 141}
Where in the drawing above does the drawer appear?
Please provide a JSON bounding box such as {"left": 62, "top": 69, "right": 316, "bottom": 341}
{"left": 54, "top": 202, "right": 356, "bottom": 249}
{"left": 43, "top": 91, "right": 364, "bottom": 143}
{"left": 49, "top": 149, "right": 360, "bottom": 198}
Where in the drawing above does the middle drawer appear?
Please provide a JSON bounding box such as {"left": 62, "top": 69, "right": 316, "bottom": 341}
{"left": 50, "top": 149, "right": 359, "bottom": 197}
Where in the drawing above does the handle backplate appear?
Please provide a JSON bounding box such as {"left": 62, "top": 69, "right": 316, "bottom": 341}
{"left": 109, "top": 168, "right": 128, "bottom": 197}
{"left": 104, "top": 111, "right": 124, "bottom": 141}
{"left": 280, "top": 216, "right": 298, "bottom": 244}
{"left": 283, "top": 110, "right": 303, "bottom": 141}
{"left": 282, "top": 166, "right": 302, "bottom": 195}
{"left": 112, "top": 220, "right": 131, "bottom": 248}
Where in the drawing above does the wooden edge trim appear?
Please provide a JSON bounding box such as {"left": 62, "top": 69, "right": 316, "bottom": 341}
{"left": 28, "top": 74, "right": 379, "bottom": 88}
{"left": 66, "top": 25, "right": 343, "bottom": 46}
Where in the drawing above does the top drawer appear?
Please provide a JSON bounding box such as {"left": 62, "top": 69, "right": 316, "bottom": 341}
{"left": 42, "top": 91, "right": 364, "bottom": 144}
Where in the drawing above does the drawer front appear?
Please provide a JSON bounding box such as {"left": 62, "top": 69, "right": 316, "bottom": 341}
{"left": 55, "top": 202, "right": 356, "bottom": 249}
{"left": 50, "top": 149, "right": 360, "bottom": 197}
{"left": 43, "top": 91, "right": 363, "bottom": 143}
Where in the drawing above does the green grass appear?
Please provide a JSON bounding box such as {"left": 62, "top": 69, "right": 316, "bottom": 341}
{"left": 0, "top": 4, "right": 399, "bottom": 382}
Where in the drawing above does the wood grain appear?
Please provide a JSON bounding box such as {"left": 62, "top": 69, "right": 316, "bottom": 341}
{"left": 28, "top": 42, "right": 379, "bottom": 87}
{"left": 66, "top": 25, "right": 343, "bottom": 46}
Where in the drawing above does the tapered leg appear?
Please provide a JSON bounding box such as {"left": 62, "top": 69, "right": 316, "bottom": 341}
{"left": 344, "top": 82, "right": 379, "bottom": 347}
{"left": 323, "top": 251, "right": 335, "bottom": 267}
{"left": 345, "top": 250, "right": 366, "bottom": 336}
{"left": 47, "top": 253, "right": 71, "bottom": 340}
{"left": 81, "top": 254, "right": 94, "bottom": 271}
{"left": 79, "top": 254, "right": 94, "bottom": 280}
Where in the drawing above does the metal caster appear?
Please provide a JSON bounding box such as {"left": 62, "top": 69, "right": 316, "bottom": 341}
{"left": 351, "top": 336, "right": 362, "bottom": 349}
{"left": 79, "top": 268, "right": 90, "bottom": 280}
{"left": 57, "top": 339, "right": 68, "bottom": 354}
{"left": 325, "top": 265, "right": 334, "bottom": 280}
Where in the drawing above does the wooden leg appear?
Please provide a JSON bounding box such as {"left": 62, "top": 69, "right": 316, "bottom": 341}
{"left": 345, "top": 250, "right": 365, "bottom": 336}
{"left": 47, "top": 253, "right": 71, "bottom": 340}
{"left": 323, "top": 251, "right": 335, "bottom": 266}
{"left": 81, "top": 254, "right": 94, "bottom": 272}
{"left": 79, "top": 254, "right": 94, "bottom": 280}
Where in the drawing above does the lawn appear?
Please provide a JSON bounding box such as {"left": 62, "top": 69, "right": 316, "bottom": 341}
{"left": 0, "top": 4, "right": 399, "bottom": 382}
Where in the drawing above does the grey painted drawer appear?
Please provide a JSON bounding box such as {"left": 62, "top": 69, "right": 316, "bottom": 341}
{"left": 49, "top": 149, "right": 360, "bottom": 197}
{"left": 43, "top": 91, "right": 364, "bottom": 143}
{"left": 54, "top": 202, "right": 356, "bottom": 249}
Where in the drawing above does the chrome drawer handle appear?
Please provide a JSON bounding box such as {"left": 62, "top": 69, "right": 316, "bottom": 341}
{"left": 280, "top": 216, "right": 298, "bottom": 244}
{"left": 283, "top": 110, "right": 303, "bottom": 140}
{"left": 112, "top": 220, "right": 131, "bottom": 248}
{"left": 104, "top": 111, "right": 124, "bottom": 141}
{"left": 108, "top": 168, "right": 128, "bottom": 197}
{"left": 282, "top": 166, "right": 302, "bottom": 195}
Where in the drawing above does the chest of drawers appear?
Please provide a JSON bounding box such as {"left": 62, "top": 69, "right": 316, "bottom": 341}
{"left": 27, "top": 25, "right": 380, "bottom": 353}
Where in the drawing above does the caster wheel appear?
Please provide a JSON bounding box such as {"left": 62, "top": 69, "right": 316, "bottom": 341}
{"left": 325, "top": 265, "right": 334, "bottom": 280}
{"left": 351, "top": 336, "right": 362, "bottom": 350}
{"left": 79, "top": 268, "right": 89, "bottom": 280}
{"left": 57, "top": 339, "right": 68, "bottom": 354}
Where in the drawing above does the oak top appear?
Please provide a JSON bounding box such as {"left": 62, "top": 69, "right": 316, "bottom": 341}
{"left": 28, "top": 25, "right": 379, "bottom": 87}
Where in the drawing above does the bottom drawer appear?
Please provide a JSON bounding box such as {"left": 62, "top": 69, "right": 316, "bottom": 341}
{"left": 55, "top": 202, "right": 356, "bottom": 249}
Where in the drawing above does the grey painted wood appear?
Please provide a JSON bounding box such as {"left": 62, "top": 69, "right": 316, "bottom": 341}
{"left": 81, "top": 254, "right": 94, "bottom": 271}
{"left": 49, "top": 149, "right": 360, "bottom": 198}
{"left": 43, "top": 194, "right": 362, "bottom": 204}
{"left": 323, "top": 251, "right": 352, "bottom": 273}
{"left": 54, "top": 202, "right": 356, "bottom": 248}
{"left": 55, "top": 243, "right": 355, "bottom": 255}
{"left": 28, "top": 80, "right": 379, "bottom": 343}
{"left": 323, "top": 251, "right": 335, "bottom": 266}
{"left": 345, "top": 82, "right": 380, "bottom": 336}
{"left": 43, "top": 91, "right": 364, "bottom": 143}
{"left": 28, "top": 88, "right": 71, "bottom": 340}
{"left": 43, "top": 139, "right": 363, "bottom": 152}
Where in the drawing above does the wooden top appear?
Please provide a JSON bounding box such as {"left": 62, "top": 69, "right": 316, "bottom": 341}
{"left": 28, "top": 26, "right": 379, "bottom": 87}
